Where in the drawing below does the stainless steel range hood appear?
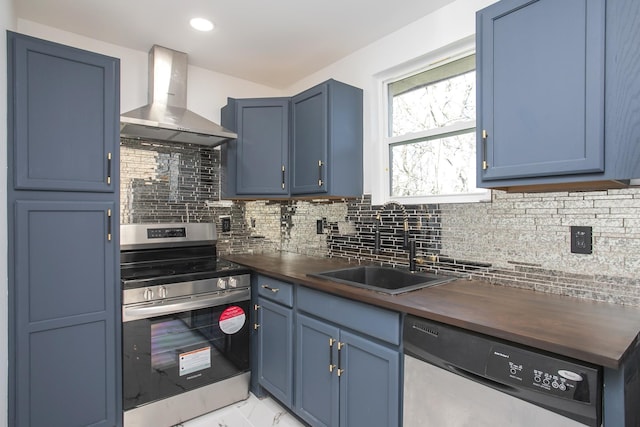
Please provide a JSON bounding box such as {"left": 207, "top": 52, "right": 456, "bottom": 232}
{"left": 120, "top": 45, "right": 237, "bottom": 146}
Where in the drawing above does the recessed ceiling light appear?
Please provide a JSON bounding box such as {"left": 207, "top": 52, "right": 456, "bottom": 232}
{"left": 190, "top": 18, "right": 214, "bottom": 32}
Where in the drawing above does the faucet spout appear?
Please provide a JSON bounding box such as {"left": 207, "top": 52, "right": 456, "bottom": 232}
{"left": 409, "top": 240, "right": 416, "bottom": 272}
{"left": 374, "top": 217, "right": 381, "bottom": 254}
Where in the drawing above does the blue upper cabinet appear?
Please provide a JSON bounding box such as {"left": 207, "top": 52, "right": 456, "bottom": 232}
{"left": 476, "top": 0, "right": 640, "bottom": 191}
{"left": 9, "top": 32, "right": 119, "bottom": 192}
{"left": 291, "top": 85, "right": 328, "bottom": 195}
{"left": 221, "top": 79, "right": 363, "bottom": 199}
{"left": 221, "top": 98, "right": 290, "bottom": 197}
{"left": 291, "top": 80, "right": 363, "bottom": 197}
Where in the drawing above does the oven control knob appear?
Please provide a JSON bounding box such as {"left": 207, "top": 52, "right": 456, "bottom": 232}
{"left": 217, "top": 278, "right": 228, "bottom": 289}
{"left": 143, "top": 288, "right": 153, "bottom": 301}
{"left": 229, "top": 277, "right": 237, "bottom": 288}
{"left": 159, "top": 286, "right": 167, "bottom": 299}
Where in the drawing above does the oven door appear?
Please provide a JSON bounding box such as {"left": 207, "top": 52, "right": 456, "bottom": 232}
{"left": 122, "top": 289, "right": 250, "bottom": 411}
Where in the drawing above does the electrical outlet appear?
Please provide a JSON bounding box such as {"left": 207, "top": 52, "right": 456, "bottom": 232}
{"left": 570, "top": 226, "right": 592, "bottom": 254}
{"left": 221, "top": 216, "right": 231, "bottom": 233}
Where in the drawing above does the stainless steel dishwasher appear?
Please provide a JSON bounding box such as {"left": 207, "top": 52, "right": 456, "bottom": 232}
{"left": 403, "top": 315, "right": 601, "bottom": 426}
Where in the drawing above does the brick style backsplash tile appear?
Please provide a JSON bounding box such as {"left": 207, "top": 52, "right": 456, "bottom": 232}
{"left": 120, "top": 138, "right": 640, "bottom": 306}
{"left": 120, "top": 138, "right": 279, "bottom": 255}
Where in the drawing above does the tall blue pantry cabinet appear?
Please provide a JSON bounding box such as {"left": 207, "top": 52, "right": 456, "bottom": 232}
{"left": 7, "top": 32, "right": 121, "bottom": 427}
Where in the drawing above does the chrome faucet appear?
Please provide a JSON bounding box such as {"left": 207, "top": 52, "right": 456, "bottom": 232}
{"left": 374, "top": 201, "right": 409, "bottom": 253}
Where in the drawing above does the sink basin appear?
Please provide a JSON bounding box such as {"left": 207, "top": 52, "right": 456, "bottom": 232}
{"left": 307, "top": 266, "right": 455, "bottom": 295}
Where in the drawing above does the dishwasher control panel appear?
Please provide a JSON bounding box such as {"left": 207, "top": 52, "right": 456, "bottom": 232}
{"left": 486, "top": 344, "right": 598, "bottom": 403}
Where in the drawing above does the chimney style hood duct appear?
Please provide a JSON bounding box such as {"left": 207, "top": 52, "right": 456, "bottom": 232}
{"left": 120, "top": 45, "right": 237, "bottom": 146}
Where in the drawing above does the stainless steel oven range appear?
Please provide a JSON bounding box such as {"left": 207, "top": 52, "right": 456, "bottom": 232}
{"left": 120, "top": 223, "right": 251, "bottom": 427}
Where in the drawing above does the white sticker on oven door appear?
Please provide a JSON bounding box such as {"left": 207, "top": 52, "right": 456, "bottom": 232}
{"left": 219, "top": 306, "right": 246, "bottom": 334}
{"left": 179, "top": 346, "right": 211, "bottom": 376}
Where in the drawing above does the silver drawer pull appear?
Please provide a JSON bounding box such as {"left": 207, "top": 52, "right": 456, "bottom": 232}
{"left": 261, "top": 284, "right": 279, "bottom": 293}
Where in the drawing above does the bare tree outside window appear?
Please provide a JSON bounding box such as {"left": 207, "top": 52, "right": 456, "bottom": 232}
{"left": 387, "top": 55, "right": 483, "bottom": 199}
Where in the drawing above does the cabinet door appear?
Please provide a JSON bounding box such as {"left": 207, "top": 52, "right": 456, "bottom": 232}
{"left": 257, "top": 298, "right": 293, "bottom": 407}
{"left": 477, "top": 0, "right": 605, "bottom": 182}
{"left": 236, "top": 98, "right": 289, "bottom": 195}
{"left": 12, "top": 199, "right": 118, "bottom": 427}
{"left": 339, "top": 330, "right": 400, "bottom": 427}
{"left": 295, "top": 314, "right": 340, "bottom": 427}
{"left": 291, "top": 84, "right": 328, "bottom": 195}
{"left": 9, "top": 32, "right": 119, "bottom": 192}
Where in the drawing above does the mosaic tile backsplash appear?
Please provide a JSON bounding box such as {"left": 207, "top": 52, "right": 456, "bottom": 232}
{"left": 120, "top": 138, "right": 640, "bottom": 306}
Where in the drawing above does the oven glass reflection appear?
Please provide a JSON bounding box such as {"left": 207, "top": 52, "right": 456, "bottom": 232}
{"left": 123, "top": 301, "right": 250, "bottom": 410}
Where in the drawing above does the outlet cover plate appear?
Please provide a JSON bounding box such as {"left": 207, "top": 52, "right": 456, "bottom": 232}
{"left": 221, "top": 216, "right": 231, "bottom": 233}
{"left": 570, "top": 226, "right": 592, "bottom": 254}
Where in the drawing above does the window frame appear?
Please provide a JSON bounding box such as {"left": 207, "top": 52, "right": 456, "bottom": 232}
{"left": 377, "top": 39, "right": 490, "bottom": 204}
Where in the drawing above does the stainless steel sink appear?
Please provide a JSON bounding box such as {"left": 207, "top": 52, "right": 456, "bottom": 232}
{"left": 307, "top": 266, "right": 455, "bottom": 295}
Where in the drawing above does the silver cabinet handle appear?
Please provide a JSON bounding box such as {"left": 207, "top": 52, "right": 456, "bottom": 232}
{"left": 261, "top": 284, "right": 279, "bottom": 293}
{"left": 481, "top": 129, "right": 488, "bottom": 170}
{"left": 107, "top": 209, "right": 112, "bottom": 241}
{"left": 107, "top": 152, "right": 112, "bottom": 184}
{"left": 318, "top": 160, "right": 324, "bottom": 186}
{"left": 329, "top": 338, "right": 336, "bottom": 372}
{"left": 337, "top": 341, "right": 345, "bottom": 377}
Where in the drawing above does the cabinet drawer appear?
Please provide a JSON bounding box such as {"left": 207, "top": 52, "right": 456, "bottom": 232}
{"left": 297, "top": 286, "right": 400, "bottom": 346}
{"left": 256, "top": 275, "right": 294, "bottom": 307}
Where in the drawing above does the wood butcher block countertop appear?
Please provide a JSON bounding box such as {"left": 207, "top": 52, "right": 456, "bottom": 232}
{"left": 224, "top": 252, "right": 640, "bottom": 369}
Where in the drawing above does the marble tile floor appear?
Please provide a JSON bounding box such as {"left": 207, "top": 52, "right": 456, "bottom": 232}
{"left": 177, "top": 393, "right": 307, "bottom": 427}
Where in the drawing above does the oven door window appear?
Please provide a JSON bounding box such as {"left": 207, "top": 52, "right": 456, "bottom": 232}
{"left": 123, "top": 300, "right": 250, "bottom": 410}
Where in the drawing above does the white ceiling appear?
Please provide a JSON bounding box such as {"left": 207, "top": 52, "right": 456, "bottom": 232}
{"left": 15, "top": 0, "right": 456, "bottom": 89}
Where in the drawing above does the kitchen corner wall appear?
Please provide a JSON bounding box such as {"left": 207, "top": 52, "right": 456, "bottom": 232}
{"left": 121, "top": 140, "right": 640, "bottom": 307}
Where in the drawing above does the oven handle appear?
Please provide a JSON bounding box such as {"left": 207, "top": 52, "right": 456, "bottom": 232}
{"left": 122, "top": 288, "right": 250, "bottom": 322}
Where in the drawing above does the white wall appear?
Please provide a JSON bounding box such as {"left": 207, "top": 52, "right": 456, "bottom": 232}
{"left": 1, "top": 0, "right": 14, "bottom": 424}
{"left": 284, "top": 0, "right": 496, "bottom": 203}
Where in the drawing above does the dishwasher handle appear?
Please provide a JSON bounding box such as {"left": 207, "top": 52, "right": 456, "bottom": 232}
{"left": 445, "top": 363, "right": 517, "bottom": 394}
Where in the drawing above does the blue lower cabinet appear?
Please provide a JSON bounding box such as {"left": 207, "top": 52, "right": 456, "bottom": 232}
{"left": 295, "top": 314, "right": 341, "bottom": 427}
{"left": 294, "top": 313, "right": 400, "bottom": 427}
{"left": 253, "top": 279, "right": 401, "bottom": 427}
{"left": 256, "top": 297, "right": 294, "bottom": 407}
{"left": 339, "top": 330, "right": 400, "bottom": 427}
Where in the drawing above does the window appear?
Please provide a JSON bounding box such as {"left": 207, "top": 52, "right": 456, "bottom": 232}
{"left": 383, "top": 52, "right": 489, "bottom": 203}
